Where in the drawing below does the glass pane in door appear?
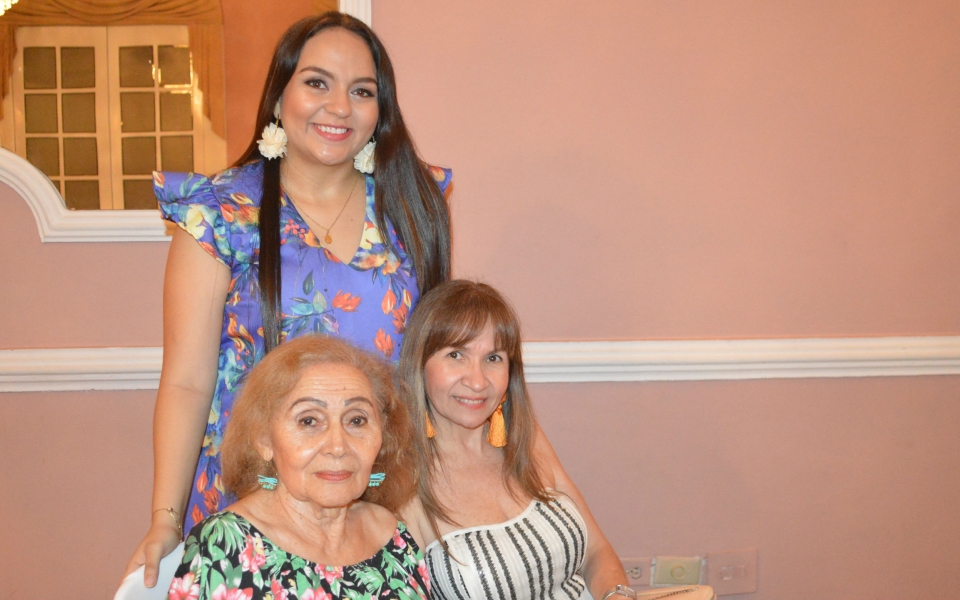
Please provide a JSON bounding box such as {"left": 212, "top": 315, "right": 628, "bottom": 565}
{"left": 23, "top": 47, "right": 57, "bottom": 89}
{"left": 160, "top": 135, "right": 193, "bottom": 171}
{"left": 63, "top": 180, "right": 100, "bottom": 210}
{"left": 25, "top": 137, "right": 60, "bottom": 176}
{"left": 62, "top": 92, "right": 97, "bottom": 133}
{"left": 122, "top": 136, "right": 157, "bottom": 174}
{"left": 120, "top": 92, "right": 156, "bottom": 132}
{"left": 61, "top": 47, "right": 96, "bottom": 88}
{"left": 159, "top": 92, "right": 193, "bottom": 131}
{"left": 24, "top": 94, "right": 59, "bottom": 133}
{"left": 119, "top": 46, "right": 155, "bottom": 87}
{"left": 123, "top": 179, "right": 158, "bottom": 210}
{"left": 63, "top": 138, "right": 99, "bottom": 176}
{"left": 158, "top": 46, "right": 191, "bottom": 86}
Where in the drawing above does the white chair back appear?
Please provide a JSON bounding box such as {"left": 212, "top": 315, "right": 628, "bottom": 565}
{"left": 114, "top": 542, "right": 186, "bottom": 600}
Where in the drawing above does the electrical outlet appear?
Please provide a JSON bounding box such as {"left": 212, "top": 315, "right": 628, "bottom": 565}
{"left": 706, "top": 547, "right": 758, "bottom": 595}
{"left": 620, "top": 557, "right": 652, "bottom": 587}
{"left": 652, "top": 556, "right": 703, "bottom": 586}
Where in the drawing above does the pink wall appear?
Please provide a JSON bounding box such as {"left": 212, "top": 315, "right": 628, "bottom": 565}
{"left": 536, "top": 377, "right": 960, "bottom": 598}
{"left": 0, "top": 391, "right": 155, "bottom": 599}
{"left": 0, "top": 184, "right": 166, "bottom": 349}
{"left": 2, "top": 1, "right": 959, "bottom": 599}
{"left": 375, "top": 0, "right": 960, "bottom": 340}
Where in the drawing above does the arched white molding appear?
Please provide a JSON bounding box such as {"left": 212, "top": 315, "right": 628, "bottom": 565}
{"left": 3, "top": 336, "right": 960, "bottom": 392}
{"left": 0, "top": 148, "right": 170, "bottom": 242}
{"left": 339, "top": 0, "right": 372, "bottom": 26}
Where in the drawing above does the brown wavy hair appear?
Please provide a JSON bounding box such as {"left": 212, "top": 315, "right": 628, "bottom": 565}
{"left": 222, "top": 335, "right": 415, "bottom": 512}
{"left": 234, "top": 11, "right": 451, "bottom": 353}
{"left": 397, "top": 280, "right": 551, "bottom": 541}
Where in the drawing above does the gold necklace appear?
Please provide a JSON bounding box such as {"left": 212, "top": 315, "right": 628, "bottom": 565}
{"left": 286, "top": 177, "right": 359, "bottom": 246}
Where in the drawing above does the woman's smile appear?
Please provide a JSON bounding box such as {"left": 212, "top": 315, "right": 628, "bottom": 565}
{"left": 313, "top": 123, "right": 352, "bottom": 142}
{"left": 454, "top": 395, "right": 488, "bottom": 409}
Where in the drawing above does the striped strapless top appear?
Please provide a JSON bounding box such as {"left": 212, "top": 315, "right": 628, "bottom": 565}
{"left": 424, "top": 494, "right": 590, "bottom": 600}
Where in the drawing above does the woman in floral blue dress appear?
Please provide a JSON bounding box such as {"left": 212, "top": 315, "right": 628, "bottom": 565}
{"left": 124, "top": 12, "right": 451, "bottom": 588}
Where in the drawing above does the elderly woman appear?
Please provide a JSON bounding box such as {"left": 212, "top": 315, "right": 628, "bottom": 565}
{"left": 165, "top": 335, "right": 428, "bottom": 600}
{"left": 398, "top": 281, "right": 635, "bottom": 600}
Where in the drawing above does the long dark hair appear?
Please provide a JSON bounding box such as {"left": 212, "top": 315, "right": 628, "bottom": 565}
{"left": 398, "top": 280, "right": 551, "bottom": 544}
{"left": 235, "top": 12, "right": 451, "bottom": 352}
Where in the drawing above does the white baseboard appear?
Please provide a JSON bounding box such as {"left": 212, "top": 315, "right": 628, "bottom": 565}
{"left": 2, "top": 336, "right": 959, "bottom": 393}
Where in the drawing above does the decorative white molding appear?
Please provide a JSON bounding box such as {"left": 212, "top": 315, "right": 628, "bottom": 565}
{"left": 2, "top": 336, "right": 960, "bottom": 392}
{"left": 339, "top": 0, "right": 372, "bottom": 26}
{"left": 0, "top": 148, "right": 170, "bottom": 242}
{"left": 0, "top": 347, "right": 163, "bottom": 392}
{"left": 522, "top": 336, "right": 960, "bottom": 383}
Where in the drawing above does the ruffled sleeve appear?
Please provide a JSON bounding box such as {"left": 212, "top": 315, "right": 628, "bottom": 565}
{"left": 154, "top": 170, "right": 238, "bottom": 267}
{"left": 427, "top": 165, "right": 453, "bottom": 197}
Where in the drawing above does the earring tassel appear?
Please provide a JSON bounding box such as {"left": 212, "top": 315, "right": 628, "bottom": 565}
{"left": 426, "top": 412, "right": 436, "bottom": 438}
{"left": 487, "top": 401, "right": 507, "bottom": 448}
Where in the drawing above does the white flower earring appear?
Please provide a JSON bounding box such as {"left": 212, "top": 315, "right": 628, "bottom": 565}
{"left": 354, "top": 139, "right": 376, "bottom": 174}
{"left": 258, "top": 101, "right": 287, "bottom": 160}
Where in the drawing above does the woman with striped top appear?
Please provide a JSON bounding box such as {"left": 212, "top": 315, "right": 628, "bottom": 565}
{"left": 398, "top": 280, "right": 634, "bottom": 600}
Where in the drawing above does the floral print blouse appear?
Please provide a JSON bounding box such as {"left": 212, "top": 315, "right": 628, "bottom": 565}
{"left": 167, "top": 511, "right": 431, "bottom": 600}
{"left": 155, "top": 162, "right": 451, "bottom": 533}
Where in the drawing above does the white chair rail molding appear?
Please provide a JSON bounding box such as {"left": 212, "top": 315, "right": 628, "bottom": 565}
{"left": 2, "top": 336, "right": 960, "bottom": 392}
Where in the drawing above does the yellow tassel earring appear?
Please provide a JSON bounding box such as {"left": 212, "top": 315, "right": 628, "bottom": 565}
{"left": 486, "top": 397, "right": 507, "bottom": 448}
{"left": 425, "top": 411, "right": 436, "bottom": 438}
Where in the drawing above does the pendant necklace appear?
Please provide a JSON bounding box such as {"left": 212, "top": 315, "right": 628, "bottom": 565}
{"left": 286, "top": 177, "right": 359, "bottom": 246}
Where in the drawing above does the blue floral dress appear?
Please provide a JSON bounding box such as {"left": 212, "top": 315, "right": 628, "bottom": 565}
{"left": 166, "top": 511, "right": 430, "bottom": 600}
{"left": 155, "top": 162, "right": 451, "bottom": 532}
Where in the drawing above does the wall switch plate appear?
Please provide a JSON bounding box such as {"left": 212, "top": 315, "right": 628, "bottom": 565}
{"left": 652, "top": 556, "right": 703, "bottom": 586}
{"left": 706, "top": 547, "right": 758, "bottom": 595}
{"left": 620, "top": 557, "right": 652, "bottom": 587}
